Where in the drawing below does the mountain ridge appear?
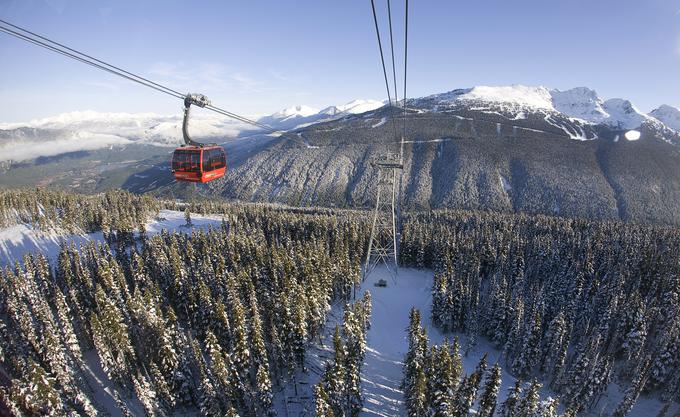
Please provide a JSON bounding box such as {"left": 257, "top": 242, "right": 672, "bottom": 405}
{"left": 1, "top": 85, "right": 678, "bottom": 160}
{"left": 3, "top": 85, "right": 680, "bottom": 226}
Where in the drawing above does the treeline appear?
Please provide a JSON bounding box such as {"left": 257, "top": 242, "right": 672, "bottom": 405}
{"left": 402, "top": 308, "right": 563, "bottom": 417}
{"left": 315, "top": 292, "right": 372, "bottom": 417}
{"left": 401, "top": 210, "right": 680, "bottom": 413}
{"left": 0, "top": 202, "right": 368, "bottom": 416}
{"left": 0, "top": 188, "right": 160, "bottom": 233}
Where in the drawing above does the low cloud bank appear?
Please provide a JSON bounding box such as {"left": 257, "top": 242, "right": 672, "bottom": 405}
{"left": 0, "top": 132, "right": 132, "bottom": 162}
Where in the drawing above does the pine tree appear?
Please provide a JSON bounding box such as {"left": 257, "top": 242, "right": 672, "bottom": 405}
{"left": 478, "top": 363, "right": 502, "bottom": 417}
{"left": 536, "top": 396, "right": 559, "bottom": 417}
{"left": 516, "top": 379, "right": 541, "bottom": 417}
{"left": 314, "top": 384, "right": 335, "bottom": 417}
{"left": 184, "top": 207, "right": 192, "bottom": 227}
{"left": 429, "top": 345, "right": 456, "bottom": 416}
{"left": 499, "top": 380, "right": 522, "bottom": 417}
{"left": 326, "top": 326, "right": 347, "bottom": 414}
{"left": 407, "top": 368, "right": 428, "bottom": 417}
{"left": 612, "top": 362, "right": 650, "bottom": 417}
{"left": 230, "top": 293, "right": 251, "bottom": 397}
{"left": 10, "top": 360, "right": 63, "bottom": 415}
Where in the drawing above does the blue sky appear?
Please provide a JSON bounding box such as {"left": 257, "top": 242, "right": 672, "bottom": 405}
{"left": 1, "top": 0, "right": 679, "bottom": 122}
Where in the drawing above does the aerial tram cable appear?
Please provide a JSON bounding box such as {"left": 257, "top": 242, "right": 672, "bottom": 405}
{"left": 369, "top": 0, "right": 401, "bottom": 147}
{"left": 1, "top": 20, "right": 390, "bottom": 151}
{"left": 369, "top": 0, "right": 394, "bottom": 105}
{"left": 0, "top": 25, "right": 184, "bottom": 101}
{"left": 387, "top": 0, "right": 399, "bottom": 108}
{"left": 0, "top": 19, "right": 186, "bottom": 99}
{"left": 401, "top": 0, "right": 409, "bottom": 161}
{"left": 0, "top": 18, "right": 579, "bottom": 167}
{"left": 386, "top": 0, "right": 401, "bottom": 145}
{"left": 0, "top": 21, "right": 303, "bottom": 139}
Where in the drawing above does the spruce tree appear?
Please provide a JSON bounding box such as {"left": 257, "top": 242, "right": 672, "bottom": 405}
{"left": 499, "top": 380, "right": 522, "bottom": 417}
{"left": 478, "top": 363, "right": 502, "bottom": 417}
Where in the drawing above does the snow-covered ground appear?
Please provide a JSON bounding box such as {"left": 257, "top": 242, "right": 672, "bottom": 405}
{"left": 275, "top": 267, "right": 516, "bottom": 417}
{"left": 276, "top": 266, "right": 677, "bottom": 417}
{"left": 359, "top": 267, "right": 522, "bottom": 417}
{"left": 0, "top": 209, "right": 225, "bottom": 267}
{"left": 0, "top": 224, "right": 102, "bottom": 268}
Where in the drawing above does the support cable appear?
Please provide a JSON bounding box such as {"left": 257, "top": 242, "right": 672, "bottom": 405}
{"left": 386, "top": 0, "right": 401, "bottom": 146}
{"left": 0, "top": 18, "right": 185, "bottom": 98}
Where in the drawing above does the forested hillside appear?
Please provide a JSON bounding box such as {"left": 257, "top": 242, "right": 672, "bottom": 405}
{"left": 401, "top": 210, "right": 680, "bottom": 414}
{"left": 0, "top": 189, "right": 368, "bottom": 416}
{"left": 0, "top": 189, "right": 678, "bottom": 416}
{"left": 180, "top": 109, "right": 680, "bottom": 226}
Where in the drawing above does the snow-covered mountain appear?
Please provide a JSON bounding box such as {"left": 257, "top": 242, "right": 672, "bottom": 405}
{"left": 319, "top": 99, "right": 385, "bottom": 116}
{"left": 412, "top": 85, "right": 661, "bottom": 131}
{"left": 650, "top": 104, "right": 680, "bottom": 131}
{"left": 257, "top": 99, "right": 385, "bottom": 131}
{"left": 0, "top": 98, "right": 384, "bottom": 162}
{"left": 1, "top": 86, "right": 679, "bottom": 163}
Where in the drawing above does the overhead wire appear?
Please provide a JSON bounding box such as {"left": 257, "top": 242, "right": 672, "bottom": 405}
{"left": 0, "top": 19, "right": 575, "bottom": 150}
{"left": 369, "top": 0, "right": 394, "bottom": 107}
{"left": 0, "top": 26, "right": 185, "bottom": 101}
{"left": 386, "top": 0, "right": 399, "bottom": 108}
{"left": 0, "top": 20, "right": 314, "bottom": 147}
{"left": 385, "top": 0, "right": 402, "bottom": 152}
{"left": 369, "top": 0, "right": 402, "bottom": 151}
{"left": 401, "top": 0, "right": 408, "bottom": 161}
{"left": 0, "top": 18, "right": 185, "bottom": 99}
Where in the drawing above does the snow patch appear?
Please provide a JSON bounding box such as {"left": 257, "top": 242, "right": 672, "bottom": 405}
{"left": 0, "top": 210, "right": 224, "bottom": 267}
{"left": 499, "top": 175, "right": 512, "bottom": 192}
{"left": 372, "top": 117, "right": 387, "bottom": 128}
{"left": 439, "top": 85, "right": 554, "bottom": 110}
{"left": 320, "top": 99, "right": 385, "bottom": 116}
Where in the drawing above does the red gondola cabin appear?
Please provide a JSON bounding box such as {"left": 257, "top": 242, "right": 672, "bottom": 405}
{"left": 171, "top": 145, "right": 226, "bottom": 183}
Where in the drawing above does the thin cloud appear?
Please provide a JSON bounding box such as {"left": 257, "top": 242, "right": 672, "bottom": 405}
{"left": 0, "top": 133, "right": 132, "bottom": 162}
{"left": 81, "top": 81, "right": 120, "bottom": 90}
{"left": 230, "top": 72, "right": 265, "bottom": 93}
{"left": 270, "top": 70, "right": 290, "bottom": 82}
{"left": 147, "top": 62, "right": 268, "bottom": 94}
{"left": 147, "top": 62, "right": 193, "bottom": 83}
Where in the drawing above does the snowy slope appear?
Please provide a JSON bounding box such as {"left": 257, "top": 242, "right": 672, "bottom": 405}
{"left": 0, "top": 224, "right": 102, "bottom": 267}
{"left": 0, "top": 209, "right": 225, "bottom": 267}
{"left": 454, "top": 85, "right": 554, "bottom": 110}
{"left": 258, "top": 99, "right": 385, "bottom": 131}
{"left": 650, "top": 104, "right": 680, "bottom": 131}
{"left": 601, "top": 99, "right": 651, "bottom": 130}
{"left": 277, "top": 265, "right": 677, "bottom": 417}
{"left": 319, "top": 99, "right": 385, "bottom": 116}
{"left": 551, "top": 87, "right": 609, "bottom": 124}
{"left": 415, "top": 85, "right": 660, "bottom": 133}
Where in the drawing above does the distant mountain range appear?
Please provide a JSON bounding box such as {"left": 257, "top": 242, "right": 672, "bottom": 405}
{"left": 0, "top": 99, "right": 386, "bottom": 162}
{"left": 2, "top": 85, "right": 680, "bottom": 225}
{"left": 2, "top": 86, "right": 679, "bottom": 163}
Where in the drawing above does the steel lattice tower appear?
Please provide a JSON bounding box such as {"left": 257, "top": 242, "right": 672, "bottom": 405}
{"left": 364, "top": 152, "right": 403, "bottom": 279}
